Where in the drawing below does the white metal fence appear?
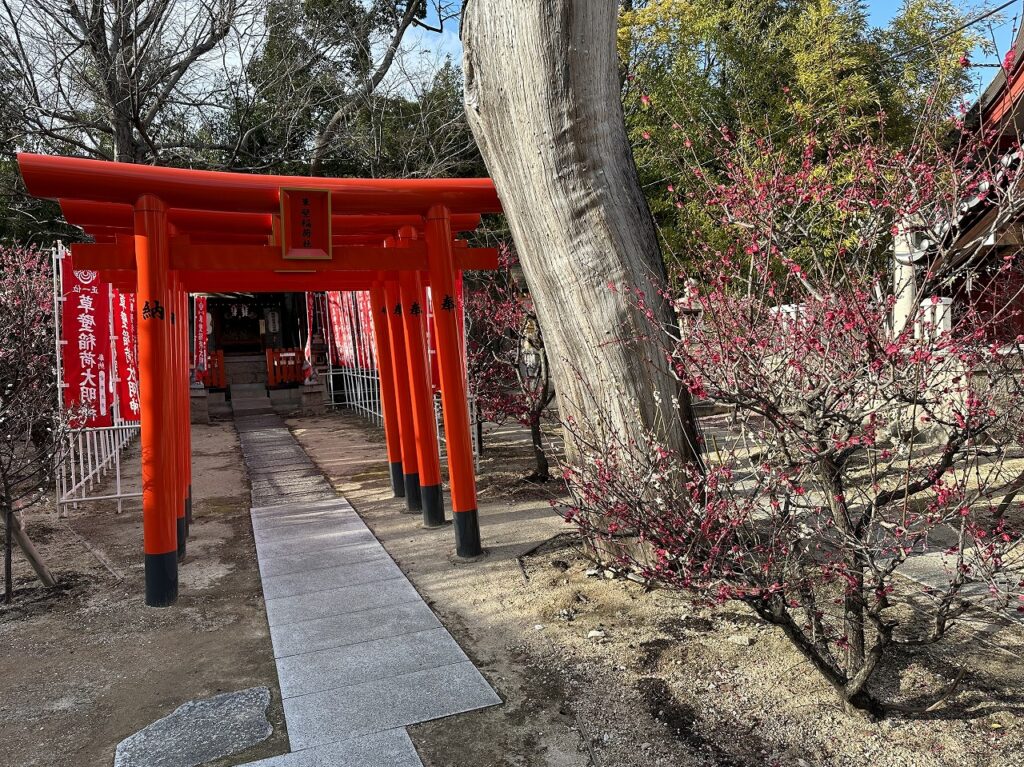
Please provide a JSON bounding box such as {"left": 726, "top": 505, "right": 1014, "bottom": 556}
{"left": 56, "top": 422, "right": 142, "bottom": 513}
{"left": 328, "top": 366, "right": 384, "bottom": 426}
{"left": 318, "top": 290, "right": 480, "bottom": 464}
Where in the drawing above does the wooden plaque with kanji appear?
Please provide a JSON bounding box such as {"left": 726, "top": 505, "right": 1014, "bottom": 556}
{"left": 280, "top": 188, "right": 332, "bottom": 260}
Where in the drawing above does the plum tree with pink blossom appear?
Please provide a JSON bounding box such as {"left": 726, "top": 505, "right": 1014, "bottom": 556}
{"left": 561, "top": 116, "right": 1024, "bottom": 717}
{"left": 466, "top": 246, "right": 555, "bottom": 481}
{"left": 0, "top": 244, "right": 68, "bottom": 602}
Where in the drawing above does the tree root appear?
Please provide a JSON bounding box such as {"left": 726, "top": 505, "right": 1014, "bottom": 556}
{"left": 883, "top": 666, "right": 969, "bottom": 716}
{"left": 3, "top": 510, "right": 56, "bottom": 590}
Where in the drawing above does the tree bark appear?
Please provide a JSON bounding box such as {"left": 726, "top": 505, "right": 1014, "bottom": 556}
{"left": 529, "top": 418, "right": 550, "bottom": 481}
{"left": 462, "top": 1, "right": 701, "bottom": 464}
{"left": 2, "top": 500, "right": 57, "bottom": 597}
{"left": 11, "top": 510, "right": 56, "bottom": 588}
{"left": 4, "top": 503, "right": 11, "bottom": 603}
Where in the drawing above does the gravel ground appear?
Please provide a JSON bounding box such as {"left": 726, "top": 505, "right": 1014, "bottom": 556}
{"left": 291, "top": 411, "right": 1024, "bottom": 767}
{"left": 0, "top": 421, "right": 288, "bottom": 767}
{"left": 4, "top": 411, "right": 1022, "bottom": 767}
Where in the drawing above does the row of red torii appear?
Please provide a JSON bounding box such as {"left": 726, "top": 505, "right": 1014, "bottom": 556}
{"left": 19, "top": 153, "right": 504, "bottom": 607}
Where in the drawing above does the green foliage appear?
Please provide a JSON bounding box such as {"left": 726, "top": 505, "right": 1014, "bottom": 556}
{"left": 619, "top": 0, "right": 985, "bottom": 266}
{"left": 313, "top": 60, "right": 486, "bottom": 179}
{"left": 0, "top": 159, "right": 71, "bottom": 246}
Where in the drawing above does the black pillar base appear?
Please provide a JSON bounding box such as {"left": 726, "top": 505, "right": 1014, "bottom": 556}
{"left": 404, "top": 473, "right": 422, "bottom": 511}
{"left": 453, "top": 509, "right": 482, "bottom": 558}
{"left": 176, "top": 517, "right": 187, "bottom": 561}
{"left": 390, "top": 462, "right": 405, "bottom": 498}
{"left": 145, "top": 551, "right": 179, "bottom": 607}
{"left": 420, "top": 484, "right": 445, "bottom": 527}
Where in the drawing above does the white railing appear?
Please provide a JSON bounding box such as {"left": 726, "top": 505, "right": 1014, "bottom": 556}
{"left": 56, "top": 422, "right": 142, "bottom": 513}
{"left": 329, "top": 366, "right": 384, "bottom": 426}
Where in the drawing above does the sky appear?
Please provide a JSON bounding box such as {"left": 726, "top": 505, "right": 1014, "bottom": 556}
{"left": 403, "top": 2, "right": 463, "bottom": 61}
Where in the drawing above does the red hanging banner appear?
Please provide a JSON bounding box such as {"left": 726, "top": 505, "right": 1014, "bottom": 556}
{"left": 341, "top": 292, "right": 357, "bottom": 367}
{"left": 113, "top": 289, "right": 141, "bottom": 421}
{"left": 303, "top": 291, "right": 315, "bottom": 379}
{"left": 327, "top": 291, "right": 346, "bottom": 366}
{"left": 61, "top": 255, "right": 113, "bottom": 427}
{"left": 355, "top": 291, "right": 375, "bottom": 369}
{"left": 194, "top": 296, "right": 209, "bottom": 376}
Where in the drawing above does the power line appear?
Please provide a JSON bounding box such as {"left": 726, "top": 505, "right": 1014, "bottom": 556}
{"left": 898, "top": 0, "right": 1018, "bottom": 60}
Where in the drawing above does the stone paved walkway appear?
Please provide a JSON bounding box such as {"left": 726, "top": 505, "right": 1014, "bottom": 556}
{"left": 233, "top": 414, "right": 500, "bottom": 767}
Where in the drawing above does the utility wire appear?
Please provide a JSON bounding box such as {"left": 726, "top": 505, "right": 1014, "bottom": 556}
{"left": 897, "top": 0, "right": 1018, "bottom": 60}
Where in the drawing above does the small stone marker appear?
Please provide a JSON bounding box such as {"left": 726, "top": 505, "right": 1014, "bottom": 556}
{"left": 113, "top": 687, "right": 273, "bottom": 767}
{"left": 728, "top": 634, "right": 754, "bottom": 647}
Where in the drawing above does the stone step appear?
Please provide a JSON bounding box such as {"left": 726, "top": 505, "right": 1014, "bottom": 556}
{"left": 232, "top": 401, "right": 275, "bottom": 417}
{"left": 224, "top": 357, "right": 268, "bottom": 387}
{"left": 231, "top": 383, "right": 268, "bottom": 399}
{"left": 233, "top": 396, "right": 272, "bottom": 407}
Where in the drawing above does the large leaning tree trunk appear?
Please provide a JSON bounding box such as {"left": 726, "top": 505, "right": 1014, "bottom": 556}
{"left": 461, "top": 1, "right": 701, "bottom": 464}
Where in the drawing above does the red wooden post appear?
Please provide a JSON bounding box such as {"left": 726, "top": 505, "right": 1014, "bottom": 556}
{"left": 179, "top": 284, "right": 192, "bottom": 540}
{"left": 425, "top": 206, "right": 481, "bottom": 556}
{"left": 397, "top": 228, "right": 445, "bottom": 526}
{"left": 171, "top": 274, "right": 186, "bottom": 561}
{"left": 134, "top": 195, "right": 178, "bottom": 605}
{"left": 384, "top": 272, "right": 421, "bottom": 511}
{"left": 369, "top": 277, "right": 405, "bottom": 498}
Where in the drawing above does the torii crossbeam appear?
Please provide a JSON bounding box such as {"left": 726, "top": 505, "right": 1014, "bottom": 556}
{"left": 19, "top": 153, "right": 503, "bottom": 607}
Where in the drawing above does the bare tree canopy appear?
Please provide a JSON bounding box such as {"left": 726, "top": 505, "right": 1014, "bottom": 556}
{"left": 0, "top": 0, "right": 462, "bottom": 170}
{"left": 1, "top": 0, "right": 251, "bottom": 162}
{"left": 0, "top": 0, "right": 474, "bottom": 241}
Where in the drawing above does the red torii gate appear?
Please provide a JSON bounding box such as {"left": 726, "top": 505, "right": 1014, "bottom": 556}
{"left": 19, "top": 153, "right": 502, "bottom": 607}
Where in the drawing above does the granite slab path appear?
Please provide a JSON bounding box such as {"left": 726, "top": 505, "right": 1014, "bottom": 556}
{"left": 235, "top": 414, "right": 501, "bottom": 767}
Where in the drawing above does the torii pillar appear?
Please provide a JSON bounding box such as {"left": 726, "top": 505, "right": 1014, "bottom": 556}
{"left": 426, "top": 206, "right": 482, "bottom": 557}
{"left": 397, "top": 227, "right": 445, "bottom": 527}
{"left": 383, "top": 269, "right": 421, "bottom": 512}
{"left": 369, "top": 277, "right": 406, "bottom": 498}
{"left": 134, "top": 195, "right": 179, "bottom": 606}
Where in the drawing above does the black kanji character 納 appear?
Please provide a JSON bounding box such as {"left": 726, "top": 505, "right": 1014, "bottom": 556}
{"left": 142, "top": 300, "right": 165, "bottom": 320}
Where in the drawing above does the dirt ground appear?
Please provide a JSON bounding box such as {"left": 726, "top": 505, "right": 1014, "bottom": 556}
{"left": 0, "top": 422, "right": 288, "bottom": 767}
{"left": 289, "top": 411, "right": 1024, "bottom": 767}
